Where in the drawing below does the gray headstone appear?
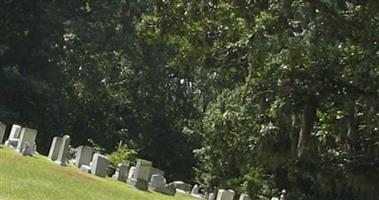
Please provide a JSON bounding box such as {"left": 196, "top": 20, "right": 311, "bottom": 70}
{"left": 75, "top": 146, "right": 94, "bottom": 168}
{"left": 112, "top": 163, "right": 128, "bottom": 182}
{"left": 91, "top": 153, "right": 109, "bottom": 178}
{"left": 128, "top": 159, "right": 152, "bottom": 191}
{"left": 209, "top": 193, "right": 215, "bottom": 200}
{"left": 150, "top": 174, "right": 167, "bottom": 190}
{"left": 48, "top": 137, "right": 63, "bottom": 161}
{"left": 150, "top": 175, "right": 175, "bottom": 196}
{"left": 5, "top": 124, "right": 22, "bottom": 147}
{"left": 239, "top": 194, "right": 251, "bottom": 200}
{"left": 16, "top": 128, "right": 38, "bottom": 154}
{"left": 55, "top": 135, "right": 71, "bottom": 166}
{"left": 0, "top": 122, "right": 6, "bottom": 144}
{"left": 216, "top": 189, "right": 235, "bottom": 200}
{"left": 21, "top": 142, "right": 35, "bottom": 156}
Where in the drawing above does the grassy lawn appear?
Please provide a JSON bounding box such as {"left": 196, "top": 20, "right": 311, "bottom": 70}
{"left": 0, "top": 147, "right": 196, "bottom": 200}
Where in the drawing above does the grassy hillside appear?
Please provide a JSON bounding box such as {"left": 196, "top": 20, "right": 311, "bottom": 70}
{"left": 0, "top": 147, "right": 196, "bottom": 200}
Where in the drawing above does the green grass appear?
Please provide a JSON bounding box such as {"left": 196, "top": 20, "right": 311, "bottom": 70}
{"left": 0, "top": 147, "right": 196, "bottom": 200}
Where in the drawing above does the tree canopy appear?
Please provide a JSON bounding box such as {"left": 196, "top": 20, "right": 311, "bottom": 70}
{"left": 1, "top": 0, "right": 378, "bottom": 199}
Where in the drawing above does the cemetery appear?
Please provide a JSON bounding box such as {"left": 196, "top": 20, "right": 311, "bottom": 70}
{"left": 0, "top": 121, "right": 282, "bottom": 200}
{"left": 1, "top": 1, "right": 378, "bottom": 200}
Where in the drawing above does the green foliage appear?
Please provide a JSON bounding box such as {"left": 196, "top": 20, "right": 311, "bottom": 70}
{"left": 108, "top": 145, "right": 137, "bottom": 166}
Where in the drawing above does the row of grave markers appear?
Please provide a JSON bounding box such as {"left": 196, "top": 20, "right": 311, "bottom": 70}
{"left": 191, "top": 185, "right": 285, "bottom": 200}
{"left": 0, "top": 121, "right": 191, "bottom": 197}
{"left": 0, "top": 122, "right": 285, "bottom": 200}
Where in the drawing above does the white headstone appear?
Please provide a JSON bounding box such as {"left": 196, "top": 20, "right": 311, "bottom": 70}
{"left": 8, "top": 124, "right": 22, "bottom": 139}
{"left": 16, "top": 128, "right": 38, "bottom": 154}
{"left": 191, "top": 184, "right": 199, "bottom": 194}
{"left": 55, "top": 135, "right": 71, "bottom": 166}
{"left": 128, "top": 166, "right": 136, "bottom": 179}
{"left": 239, "top": 194, "right": 251, "bottom": 200}
{"left": 216, "top": 189, "right": 235, "bottom": 200}
{"left": 48, "top": 137, "right": 63, "bottom": 160}
{"left": 75, "top": 145, "right": 94, "bottom": 168}
{"left": 209, "top": 193, "right": 215, "bottom": 200}
{"left": 5, "top": 124, "right": 22, "bottom": 147}
{"left": 0, "top": 122, "right": 6, "bottom": 144}
{"left": 91, "top": 153, "right": 109, "bottom": 178}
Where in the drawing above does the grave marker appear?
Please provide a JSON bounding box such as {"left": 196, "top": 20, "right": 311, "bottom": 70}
{"left": 112, "top": 163, "right": 128, "bottom": 182}
{"left": 48, "top": 137, "right": 63, "bottom": 161}
{"left": 216, "top": 189, "right": 235, "bottom": 200}
{"left": 0, "top": 122, "right": 6, "bottom": 144}
{"left": 75, "top": 146, "right": 94, "bottom": 168}
{"left": 16, "top": 128, "right": 38, "bottom": 154}
{"left": 128, "top": 159, "right": 152, "bottom": 191}
{"left": 55, "top": 135, "right": 71, "bottom": 166}
{"left": 91, "top": 153, "right": 109, "bottom": 178}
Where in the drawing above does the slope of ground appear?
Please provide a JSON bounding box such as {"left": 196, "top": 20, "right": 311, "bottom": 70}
{"left": 0, "top": 147, "right": 196, "bottom": 200}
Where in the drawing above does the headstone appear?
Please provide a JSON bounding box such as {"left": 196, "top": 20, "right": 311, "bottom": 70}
{"left": 209, "top": 193, "right": 215, "bottom": 200}
{"left": 128, "top": 166, "right": 136, "bottom": 179}
{"left": 112, "top": 163, "right": 128, "bottom": 182}
{"left": 75, "top": 146, "right": 94, "bottom": 168}
{"left": 91, "top": 153, "right": 109, "bottom": 178}
{"left": 239, "top": 194, "right": 251, "bottom": 200}
{"left": 149, "top": 167, "right": 165, "bottom": 179}
{"left": 21, "top": 142, "right": 35, "bottom": 156}
{"left": 55, "top": 135, "right": 71, "bottom": 166}
{"left": 16, "top": 128, "right": 38, "bottom": 154}
{"left": 216, "top": 189, "right": 235, "bottom": 200}
{"left": 150, "top": 175, "right": 175, "bottom": 195}
{"left": 191, "top": 184, "right": 199, "bottom": 195}
{"left": 150, "top": 174, "right": 167, "bottom": 190}
{"left": 48, "top": 137, "right": 63, "bottom": 161}
{"left": 128, "top": 159, "right": 152, "bottom": 191}
{"left": 0, "top": 122, "right": 6, "bottom": 144}
{"left": 5, "top": 124, "right": 22, "bottom": 147}
{"left": 171, "top": 181, "right": 192, "bottom": 193}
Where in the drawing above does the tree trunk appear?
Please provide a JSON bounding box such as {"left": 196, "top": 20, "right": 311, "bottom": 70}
{"left": 297, "top": 101, "right": 316, "bottom": 158}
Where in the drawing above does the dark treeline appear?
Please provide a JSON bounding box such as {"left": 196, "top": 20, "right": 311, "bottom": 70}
{"left": 1, "top": 1, "right": 378, "bottom": 199}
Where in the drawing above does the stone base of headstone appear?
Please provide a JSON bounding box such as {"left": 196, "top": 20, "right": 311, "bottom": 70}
{"left": 80, "top": 165, "right": 92, "bottom": 173}
{"left": 54, "top": 160, "right": 66, "bottom": 166}
{"left": 150, "top": 184, "right": 176, "bottom": 196}
{"left": 112, "top": 174, "right": 127, "bottom": 182}
{"left": 191, "top": 194, "right": 205, "bottom": 199}
{"left": 129, "top": 178, "right": 149, "bottom": 191}
{"left": 171, "top": 181, "right": 191, "bottom": 193}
